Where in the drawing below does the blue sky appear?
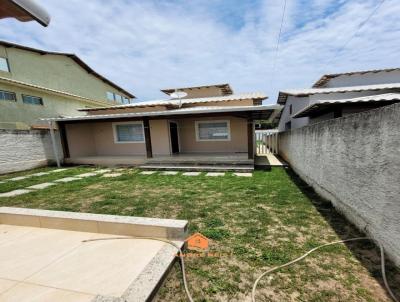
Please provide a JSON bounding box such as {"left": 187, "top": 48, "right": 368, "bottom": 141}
{"left": 0, "top": 0, "right": 399, "bottom": 103}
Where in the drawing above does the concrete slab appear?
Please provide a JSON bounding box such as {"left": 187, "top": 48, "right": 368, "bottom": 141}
{"left": 49, "top": 168, "right": 68, "bottom": 173}
{"left": 205, "top": 172, "right": 225, "bottom": 177}
{"left": 8, "top": 176, "right": 28, "bottom": 181}
{"left": 54, "top": 177, "right": 81, "bottom": 183}
{"left": 161, "top": 171, "right": 178, "bottom": 175}
{"left": 0, "top": 207, "right": 187, "bottom": 302}
{"left": 182, "top": 172, "right": 201, "bottom": 176}
{"left": 102, "top": 173, "right": 122, "bottom": 178}
{"left": 32, "top": 172, "right": 51, "bottom": 177}
{"left": 233, "top": 172, "right": 253, "bottom": 177}
{"left": 140, "top": 171, "right": 157, "bottom": 175}
{"left": 27, "top": 182, "right": 56, "bottom": 190}
{"left": 95, "top": 169, "right": 112, "bottom": 174}
{"left": 76, "top": 172, "right": 99, "bottom": 178}
{"left": 0, "top": 189, "right": 32, "bottom": 198}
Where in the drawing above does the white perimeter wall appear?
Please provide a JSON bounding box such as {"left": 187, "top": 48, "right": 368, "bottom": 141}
{"left": 0, "top": 129, "right": 63, "bottom": 174}
{"left": 279, "top": 103, "right": 400, "bottom": 265}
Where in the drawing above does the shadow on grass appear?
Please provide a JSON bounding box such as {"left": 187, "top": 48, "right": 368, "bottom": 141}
{"left": 284, "top": 167, "right": 400, "bottom": 301}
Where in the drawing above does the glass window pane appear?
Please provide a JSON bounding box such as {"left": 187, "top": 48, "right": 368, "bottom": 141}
{"left": 115, "top": 94, "right": 123, "bottom": 103}
{"left": 0, "top": 90, "right": 16, "bottom": 102}
{"left": 116, "top": 124, "right": 144, "bottom": 142}
{"left": 106, "top": 92, "right": 114, "bottom": 101}
{"left": 22, "top": 95, "right": 43, "bottom": 105}
{"left": 123, "top": 97, "right": 130, "bottom": 104}
{"left": 0, "top": 58, "right": 9, "bottom": 72}
{"left": 198, "top": 122, "right": 228, "bottom": 140}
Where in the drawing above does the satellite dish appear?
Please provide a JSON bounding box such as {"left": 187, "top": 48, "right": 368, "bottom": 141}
{"left": 170, "top": 91, "right": 187, "bottom": 99}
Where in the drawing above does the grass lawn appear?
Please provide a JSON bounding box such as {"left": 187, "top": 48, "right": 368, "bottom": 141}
{"left": 0, "top": 166, "right": 398, "bottom": 301}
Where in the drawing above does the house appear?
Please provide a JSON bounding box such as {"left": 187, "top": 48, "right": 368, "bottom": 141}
{"left": 278, "top": 68, "right": 400, "bottom": 131}
{"left": 0, "top": 40, "right": 135, "bottom": 130}
{"left": 43, "top": 84, "right": 282, "bottom": 170}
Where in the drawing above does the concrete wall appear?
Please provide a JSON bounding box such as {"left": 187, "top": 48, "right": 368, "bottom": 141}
{"left": 278, "top": 103, "right": 400, "bottom": 265}
{"left": 0, "top": 129, "right": 63, "bottom": 174}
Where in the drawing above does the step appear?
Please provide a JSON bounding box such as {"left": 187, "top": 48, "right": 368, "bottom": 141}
{"left": 139, "top": 165, "right": 254, "bottom": 172}
{"left": 144, "top": 161, "right": 253, "bottom": 167}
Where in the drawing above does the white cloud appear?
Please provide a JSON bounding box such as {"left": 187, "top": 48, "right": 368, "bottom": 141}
{"left": 0, "top": 0, "right": 399, "bottom": 103}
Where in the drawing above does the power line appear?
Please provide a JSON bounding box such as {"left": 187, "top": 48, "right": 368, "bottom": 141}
{"left": 328, "top": 0, "right": 386, "bottom": 62}
{"left": 269, "top": 0, "right": 287, "bottom": 88}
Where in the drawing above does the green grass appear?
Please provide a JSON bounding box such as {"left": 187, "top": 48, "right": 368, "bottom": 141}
{"left": 0, "top": 167, "right": 398, "bottom": 301}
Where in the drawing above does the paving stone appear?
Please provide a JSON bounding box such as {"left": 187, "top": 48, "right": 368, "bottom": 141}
{"left": 27, "top": 182, "right": 56, "bottom": 190}
{"left": 233, "top": 173, "right": 253, "bottom": 177}
{"left": 0, "top": 189, "right": 33, "bottom": 197}
{"left": 77, "top": 172, "right": 99, "bottom": 178}
{"left": 54, "top": 177, "right": 81, "bottom": 183}
{"left": 140, "top": 171, "right": 157, "bottom": 175}
{"left": 102, "top": 173, "right": 122, "bottom": 178}
{"left": 182, "top": 172, "right": 201, "bottom": 176}
{"left": 50, "top": 168, "right": 68, "bottom": 173}
{"left": 161, "top": 171, "right": 179, "bottom": 175}
{"left": 32, "top": 172, "right": 51, "bottom": 177}
{"left": 0, "top": 181, "right": 5, "bottom": 184}
{"left": 9, "top": 176, "right": 28, "bottom": 181}
{"left": 95, "top": 169, "right": 112, "bottom": 174}
{"left": 205, "top": 172, "right": 225, "bottom": 177}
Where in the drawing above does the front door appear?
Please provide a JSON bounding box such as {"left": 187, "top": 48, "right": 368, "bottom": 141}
{"left": 169, "top": 122, "right": 179, "bottom": 154}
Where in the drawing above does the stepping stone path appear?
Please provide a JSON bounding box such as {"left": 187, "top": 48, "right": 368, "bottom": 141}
{"left": 27, "top": 182, "right": 56, "bottom": 190}
{"left": 0, "top": 189, "right": 33, "bottom": 197}
{"left": 182, "top": 172, "right": 201, "bottom": 176}
{"left": 206, "top": 172, "right": 225, "bottom": 177}
{"left": 9, "top": 176, "right": 28, "bottom": 181}
{"left": 161, "top": 171, "right": 178, "bottom": 175}
{"left": 102, "top": 173, "right": 122, "bottom": 178}
{"left": 77, "top": 172, "right": 99, "bottom": 178}
{"left": 32, "top": 172, "right": 51, "bottom": 177}
{"left": 140, "top": 171, "right": 157, "bottom": 175}
{"left": 96, "top": 169, "right": 112, "bottom": 174}
{"left": 50, "top": 168, "right": 68, "bottom": 173}
{"left": 233, "top": 173, "right": 253, "bottom": 177}
{"left": 54, "top": 177, "right": 81, "bottom": 183}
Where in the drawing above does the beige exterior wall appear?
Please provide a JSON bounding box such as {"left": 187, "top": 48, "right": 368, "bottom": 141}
{"left": 64, "top": 116, "right": 248, "bottom": 158}
{"left": 174, "top": 87, "right": 225, "bottom": 99}
{"left": 177, "top": 116, "right": 248, "bottom": 153}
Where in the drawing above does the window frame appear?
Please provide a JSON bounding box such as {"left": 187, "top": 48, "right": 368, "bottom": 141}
{"left": 112, "top": 121, "right": 145, "bottom": 144}
{"left": 22, "top": 94, "right": 43, "bottom": 106}
{"left": 0, "top": 57, "right": 10, "bottom": 72}
{"left": 195, "top": 120, "right": 231, "bottom": 142}
{"left": 0, "top": 90, "right": 17, "bottom": 102}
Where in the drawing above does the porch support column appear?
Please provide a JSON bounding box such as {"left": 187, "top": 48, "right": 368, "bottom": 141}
{"left": 143, "top": 118, "right": 153, "bottom": 158}
{"left": 48, "top": 121, "right": 61, "bottom": 168}
{"left": 247, "top": 119, "right": 254, "bottom": 159}
{"left": 58, "top": 122, "right": 70, "bottom": 158}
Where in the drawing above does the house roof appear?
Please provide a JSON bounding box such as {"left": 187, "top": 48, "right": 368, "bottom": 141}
{"left": 42, "top": 104, "right": 282, "bottom": 123}
{"left": 0, "top": 40, "right": 135, "bottom": 98}
{"left": 277, "top": 82, "right": 400, "bottom": 104}
{"left": 292, "top": 93, "right": 400, "bottom": 118}
{"left": 161, "top": 83, "right": 233, "bottom": 96}
{"left": 79, "top": 92, "right": 267, "bottom": 112}
{"left": 312, "top": 68, "right": 400, "bottom": 88}
{"left": 0, "top": 76, "right": 112, "bottom": 106}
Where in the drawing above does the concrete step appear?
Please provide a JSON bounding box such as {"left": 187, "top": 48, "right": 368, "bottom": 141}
{"left": 139, "top": 165, "right": 254, "bottom": 172}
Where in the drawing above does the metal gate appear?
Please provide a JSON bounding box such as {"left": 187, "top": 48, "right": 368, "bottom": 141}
{"left": 256, "top": 130, "right": 278, "bottom": 155}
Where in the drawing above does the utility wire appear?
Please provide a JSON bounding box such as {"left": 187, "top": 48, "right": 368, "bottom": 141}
{"left": 269, "top": 0, "right": 287, "bottom": 88}
{"left": 327, "top": 0, "right": 386, "bottom": 63}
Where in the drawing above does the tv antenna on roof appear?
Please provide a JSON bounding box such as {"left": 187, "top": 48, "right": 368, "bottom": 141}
{"left": 170, "top": 89, "right": 187, "bottom": 108}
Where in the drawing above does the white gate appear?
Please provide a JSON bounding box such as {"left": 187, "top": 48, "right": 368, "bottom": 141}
{"left": 256, "top": 130, "right": 278, "bottom": 155}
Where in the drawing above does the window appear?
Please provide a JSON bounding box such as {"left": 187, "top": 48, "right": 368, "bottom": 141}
{"left": 0, "top": 57, "right": 10, "bottom": 72}
{"left": 0, "top": 90, "right": 16, "bottom": 102}
{"left": 123, "top": 97, "right": 130, "bottom": 104}
{"left": 195, "top": 120, "right": 230, "bottom": 141}
{"left": 22, "top": 95, "right": 43, "bottom": 105}
{"left": 106, "top": 91, "right": 114, "bottom": 101}
{"left": 289, "top": 104, "right": 292, "bottom": 115}
{"left": 113, "top": 122, "right": 144, "bottom": 143}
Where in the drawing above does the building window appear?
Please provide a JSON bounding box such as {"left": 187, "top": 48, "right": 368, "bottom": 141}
{"left": 0, "top": 57, "right": 10, "bottom": 72}
{"left": 113, "top": 122, "right": 144, "bottom": 143}
{"left": 123, "top": 97, "right": 130, "bottom": 104}
{"left": 0, "top": 90, "right": 16, "bottom": 102}
{"left": 195, "top": 120, "right": 231, "bottom": 141}
{"left": 22, "top": 95, "right": 43, "bottom": 105}
{"left": 107, "top": 92, "right": 128, "bottom": 104}
{"left": 289, "top": 104, "right": 292, "bottom": 115}
{"left": 106, "top": 91, "right": 114, "bottom": 101}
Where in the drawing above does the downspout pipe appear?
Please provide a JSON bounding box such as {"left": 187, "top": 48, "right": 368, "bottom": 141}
{"left": 48, "top": 121, "right": 61, "bottom": 168}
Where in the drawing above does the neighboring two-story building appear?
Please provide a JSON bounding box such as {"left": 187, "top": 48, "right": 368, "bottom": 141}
{"left": 278, "top": 68, "right": 400, "bottom": 131}
{"left": 0, "top": 40, "right": 135, "bottom": 130}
